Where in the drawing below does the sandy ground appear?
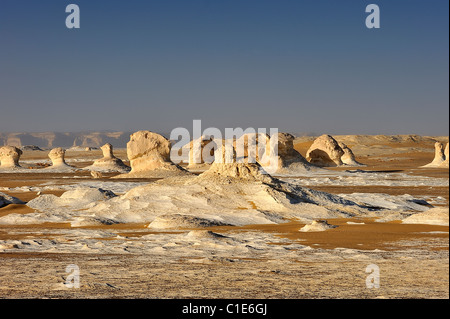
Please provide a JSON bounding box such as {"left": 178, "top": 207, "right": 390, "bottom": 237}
{"left": 0, "top": 137, "right": 448, "bottom": 299}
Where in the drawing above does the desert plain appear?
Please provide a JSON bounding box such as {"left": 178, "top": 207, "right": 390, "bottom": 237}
{"left": 0, "top": 133, "right": 448, "bottom": 299}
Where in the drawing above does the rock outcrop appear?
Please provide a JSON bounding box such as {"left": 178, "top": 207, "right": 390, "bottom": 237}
{"left": 306, "top": 135, "right": 364, "bottom": 167}
{"left": 0, "top": 146, "right": 22, "bottom": 168}
{"left": 114, "top": 131, "right": 189, "bottom": 178}
{"left": 422, "top": 142, "right": 449, "bottom": 168}
{"left": 87, "top": 143, "right": 130, "bottom": 173}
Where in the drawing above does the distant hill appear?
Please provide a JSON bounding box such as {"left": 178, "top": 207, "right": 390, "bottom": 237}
{"left": 0, "top": 132, "right": 134, "bottom": 149}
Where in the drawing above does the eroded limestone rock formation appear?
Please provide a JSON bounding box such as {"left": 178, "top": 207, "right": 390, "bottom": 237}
{"left": 306, "top": 135, "right": 364, "bottom": 167}
{"left": 0, "top": 146, "right": 22, "bottom": 168}
{"left": 114, "top": 131, "right": 189, "bottom": 178}
{"left": 306, "top": 135, "right": 344, "bottom": 167}
{"left": 88, "top": 143, "right": 130, "bottom": 173}
{"left": 422, "top": 142, "right": 449, "bottom": 168}
{"left": 48, "top": 148, "right": 68, "bottom": 167}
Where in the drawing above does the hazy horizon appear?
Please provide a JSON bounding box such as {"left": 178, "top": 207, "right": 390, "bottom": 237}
{"left": 1, "top": 0, "right": 448, "bottom": 136}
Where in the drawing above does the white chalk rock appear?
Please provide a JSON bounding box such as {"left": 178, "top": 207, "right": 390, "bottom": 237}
{"left": 264, "top": 132, "right": 318, "bottom": 174}
{"left": 338, "top": 142, "right": 365, "bottom": 166}
{"left": 0, "top": 146, "right": 22, "bottom": 168}
{"left": 88, "top": 143, "right": 130, "bottom": 173}
{"left": 422, "top": 142, "right": 448, "bottom": 168}
{"left": 114, "top": 131, "right": 189, "bottom": 178}
{"left": 306, "top": 135, "right": 345, "bottom": 167}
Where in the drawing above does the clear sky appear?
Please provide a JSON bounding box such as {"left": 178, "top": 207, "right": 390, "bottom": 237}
{"left": 0, "top": 0, "right": 448, "bottom": 135}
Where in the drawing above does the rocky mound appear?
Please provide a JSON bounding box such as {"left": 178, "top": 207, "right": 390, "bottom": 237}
{"left": 402, "top": 207, "right": 449, "bottom": 226}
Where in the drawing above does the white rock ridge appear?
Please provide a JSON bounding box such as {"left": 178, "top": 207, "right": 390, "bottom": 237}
{"left": 114, "top": 131, "right": 189, "bottom": 178}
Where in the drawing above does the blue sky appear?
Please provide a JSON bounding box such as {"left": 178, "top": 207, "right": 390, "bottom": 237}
{"left": 0, "top": 0, "right": 448, "bottom": 135}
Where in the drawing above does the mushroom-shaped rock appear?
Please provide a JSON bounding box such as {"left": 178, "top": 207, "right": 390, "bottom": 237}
{"left": 0, "top": 146, "right": 22, "bottom": 168}
{"left": 306, "top": 135, "right": 344, "bottom": 167}
{"left": 114, "top": 131, "right": 189, "bottom": 178}
{"left": 89, "top": 143, "right": 130, "bottom": 173}
{"left": 48, "top": 147, "right": 68, "bottom": 167}
{"left": 46, "top": 147, "right": 77, "bottom": 171}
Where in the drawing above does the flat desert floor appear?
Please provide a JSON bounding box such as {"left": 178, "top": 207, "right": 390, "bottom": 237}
{"left": 0, "top": 135, "right": 448, "bottom": 299}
